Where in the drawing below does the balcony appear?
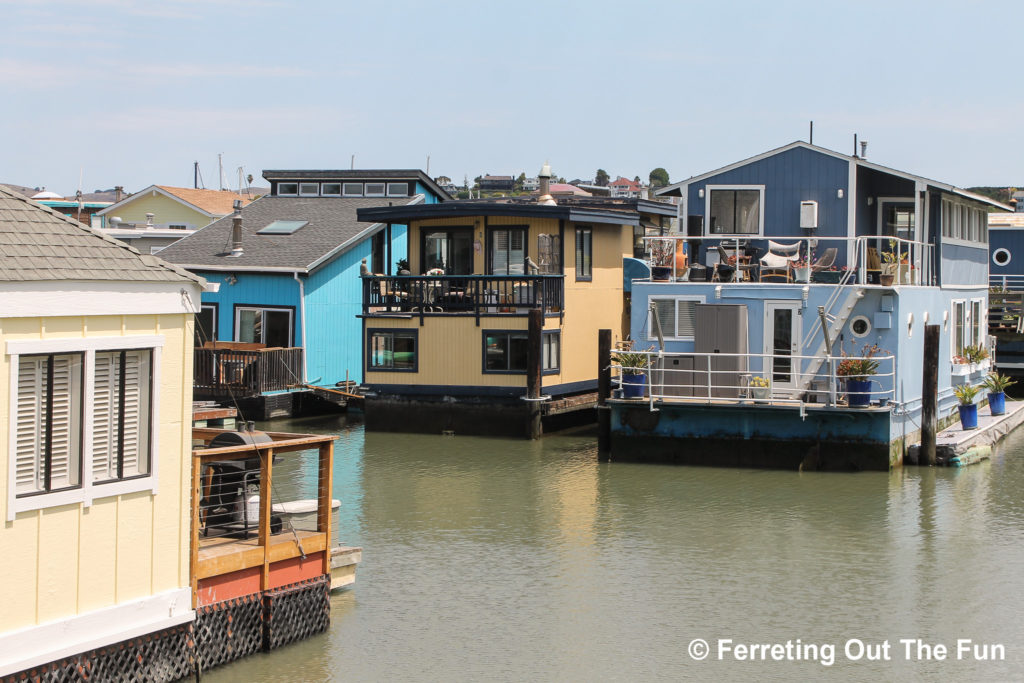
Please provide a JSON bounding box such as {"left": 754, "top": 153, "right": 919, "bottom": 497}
{"left": 194, "top": 342, "right": 304, "bottom": 398}
{"left": 361, "top": 274, "right": 564, "bottom": 322}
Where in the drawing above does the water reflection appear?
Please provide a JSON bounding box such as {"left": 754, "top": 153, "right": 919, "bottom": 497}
{"left": 207, "top": 416, "right": 1024, "bottom": 681}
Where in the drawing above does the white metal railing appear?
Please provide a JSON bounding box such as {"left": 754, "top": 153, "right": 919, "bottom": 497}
{"left": 612, "top": 350, "right": 896, "bottom": 410}
{"left": 642, "top": 235, "right": 934, "bottom": 286}
{"left": 989, "top": 274, "right": 1024, "bottom": 292}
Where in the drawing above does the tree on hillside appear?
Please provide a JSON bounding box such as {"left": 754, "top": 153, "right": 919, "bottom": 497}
{"left": 595, "top": 169, "right": 609, "bottom": 187}
{"left": 515, "top": 172, "right": 526, "bottom": 192}
{"left": 649, "top": 168, "right": 670, "bottom": 189}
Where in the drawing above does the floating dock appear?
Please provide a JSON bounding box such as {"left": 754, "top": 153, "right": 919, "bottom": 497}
{"left": 907, "top": 400, "right": 1024, "bottom": 466}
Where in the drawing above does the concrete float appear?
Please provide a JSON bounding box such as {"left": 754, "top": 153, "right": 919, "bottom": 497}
{"left": 908, "top": 400, "right": 1024, "bottom": 466}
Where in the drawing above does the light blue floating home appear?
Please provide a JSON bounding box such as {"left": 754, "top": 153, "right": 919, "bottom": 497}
{"left": 158, "top": 169, "right": 449, "bottom": 417}
{"left": 611, "top": 141, "right": 1010, "bottom": 470}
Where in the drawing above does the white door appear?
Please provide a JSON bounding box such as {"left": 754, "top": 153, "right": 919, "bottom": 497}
{"left": 764, "top": 301, "right": 801, "bottom": 394}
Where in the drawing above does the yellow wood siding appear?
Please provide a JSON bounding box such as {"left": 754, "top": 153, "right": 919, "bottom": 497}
{"left": 108, "top": 192, "right": 213, "bottom": 229}
{"left": 0, "top": 313, "right": 193, "bottom": 632}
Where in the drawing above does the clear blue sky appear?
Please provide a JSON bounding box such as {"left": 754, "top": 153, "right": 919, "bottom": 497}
{"left": 2, "top": 0, "right": 1020, "bottom": 195}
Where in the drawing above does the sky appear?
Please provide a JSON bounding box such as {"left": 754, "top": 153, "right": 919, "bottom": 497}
{"left": 1, "top": 0, "right": 1021, "bottom": 196}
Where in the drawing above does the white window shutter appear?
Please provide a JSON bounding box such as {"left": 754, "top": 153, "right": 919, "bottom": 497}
{"left": 121, "top": 350, "right": 150, "bottom": 477}
{"left": 92, "top": 352, "right": 116, "bottom": 482}
{"left": 15, "top": 358, "right": 44, "bottom": 494}
{"left": 650, "top": 299, "right": 676, "bottom": 340}
{"left": 677, "top": 300, "right": 697, "bottom": 338}
{"left": 47, "top": 355, "right": 79, "bottom": 490}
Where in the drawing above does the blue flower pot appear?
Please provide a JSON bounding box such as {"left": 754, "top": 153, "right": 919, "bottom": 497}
{"left": 988, "top": 392, "right": 1006, "bottom": 416}
{"left": 621, "top": 373, "right": 646, "bottom": 399}
{"left": 846, "top": 379, "right": 872, "bottom": 407}
{"left": 959, "top": 403, "right": 978, "bottom": 430}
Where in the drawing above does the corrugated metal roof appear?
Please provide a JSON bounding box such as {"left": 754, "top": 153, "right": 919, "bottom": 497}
{"left": 0, "top": 185, "right": 204, "bottom": 284}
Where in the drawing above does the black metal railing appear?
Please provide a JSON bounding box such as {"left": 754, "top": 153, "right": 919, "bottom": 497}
{"left": 194, "top": 347, "right": 304, "bottom": 397}
{"left": 362, "top": 274, "right": 564, "bottom": 317}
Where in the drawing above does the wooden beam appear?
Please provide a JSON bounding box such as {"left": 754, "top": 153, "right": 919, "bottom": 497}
{"left": 190, "top": 451, "right": 202, "bottom": 609}
{"left": 258, "top": 448, "right": 274, "bottom": 592}
{"left": 317, "top": 442, "right": 334, "bottom": 577}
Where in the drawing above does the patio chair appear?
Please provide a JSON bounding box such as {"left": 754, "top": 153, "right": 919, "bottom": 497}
{"left": 759, "top": 241, "right": 801, "bottom": 282}
{"left": 811, "top": 248, "right": 837, "bottom": 272}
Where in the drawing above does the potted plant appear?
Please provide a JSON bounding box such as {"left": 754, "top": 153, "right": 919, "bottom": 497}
{"left": 396, "top": 258, "right": 411, "bottom": 275}
{"left": 955, "top": 383, "right": 981, "bottom": 429}
{"left": 982, "top": 372, "right": 1016, "bottom": 416}
{"left": 648, "top": 240, "right": 674, "bottom": 281}
{"left": 836, "top": 343, "right": 882, "bottom": 407}
{"left": 749, "top": 375, "right": 770, "bottom": 400}
{"left": 963, "top": 344, "right": 989, "bottom": 366}
{"left": 611, "top": 343, "right": 653, "bottom": 399}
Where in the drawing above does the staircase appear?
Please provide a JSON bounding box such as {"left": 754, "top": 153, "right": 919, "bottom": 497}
{"left": 797, "top": 281, "right": 865, "bottom": 396}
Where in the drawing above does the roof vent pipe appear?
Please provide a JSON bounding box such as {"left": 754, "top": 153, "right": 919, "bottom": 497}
{"left": 537, "top": 160, "right": 556, "bottom": 206}
{"left": 229, "top": 199, "right": 243, "bottom": 257}
{"left": 860, "top": 140, "right": 868, "bottom": 159}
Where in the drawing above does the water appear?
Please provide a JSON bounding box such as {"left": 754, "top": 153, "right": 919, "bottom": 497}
{"left": 206, "top": 416, "right": 1024, "bottom": 681}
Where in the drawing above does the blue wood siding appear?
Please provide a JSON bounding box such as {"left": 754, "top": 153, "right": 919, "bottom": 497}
{"left": 304, "top": 226, "right": 408, "bottom": 385}
{"left": 199, "top": 271, "right": 302, "bottom": 345}
{"left": 416, "top": 183, "right": 443, "bottom": 203}
{"left": 687, "top": 146, "right": 850, "bottom": 239}
{"left": 941, "top": 242, "right": 988, "bottom": 286}
{"left": 990, "top": 229, "right": 1024, "bottom": 278}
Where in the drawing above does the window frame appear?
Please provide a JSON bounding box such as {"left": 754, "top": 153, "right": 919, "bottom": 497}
{"left": 91, "top": 349, "right": 154, "bottom": 485}
{"left": 488, "top": 225, "right": 529, "bottom": 276}
{"left": 321, "top": 182, "right": 342, "bottom": 197}
{"left": 542, "top": 331, "right": 560, "bottom": 375}
{"left": 298, "top": 182, "right": 320, "bottom": 197}
{"left": 952, "top": 299, "right": 967, "bottom": 360}
{"left": 6, "top": 335, "right": 164, "bottom": 520}
{"left": 386, "top": 182, "right": 409, "bottom": 197}
{"left": 233, "top": 305, "right": 295, "bottom": 347}
{"left": 482, "top": 329, "right": 531, "bottom": 374}
{"left": 342, "top": 183, "right": 363, "bottom": 197}
{"left": 364, "top": 182, "right": 386, "bottom": 197}
{"left": 704, "top": 184, "right": 765, "bottom": 236}
{"left": 575, "top": 226, "right": 593, "bottom": 282}
{"left": 366, "top": 328, "right": 418, "bottom": 373}
{"left": 647, "top": 295, "right": 705, "bottom": 342}
{"left": 196, "top": 303, "right": 218, "bottom": 346}
{"left": 277, "top": 182, "right": 298, "bottom": 197}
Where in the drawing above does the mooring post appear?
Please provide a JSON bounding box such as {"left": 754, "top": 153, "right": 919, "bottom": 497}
{"left": 527, "top": 308, "right": 543, "bottom": 439}
{"left": 922, "top": 324, "right": 940, "bottom": 465}
{"left": 598, "top": 329, "right": 612, "bottom": 454}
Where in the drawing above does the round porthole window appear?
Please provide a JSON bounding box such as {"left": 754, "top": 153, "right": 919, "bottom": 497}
{"left": 850, "top": 315, "right": 871, "bottom": 338}
{"left": 993, "top": 248, "right": 1012, "bottom": 267}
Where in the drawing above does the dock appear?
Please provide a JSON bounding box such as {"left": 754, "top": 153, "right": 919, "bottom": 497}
{"left": 907, "top": 400, "right": 1024, "bottom": 466}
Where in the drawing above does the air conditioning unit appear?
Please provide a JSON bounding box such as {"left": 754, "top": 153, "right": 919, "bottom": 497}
{"left": 800, "top": 200, "right": 818, "bottom": 229}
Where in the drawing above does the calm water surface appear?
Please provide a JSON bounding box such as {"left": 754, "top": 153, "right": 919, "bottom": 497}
{"left": 206, "top": 415, "right": 1024, "bottom": 681}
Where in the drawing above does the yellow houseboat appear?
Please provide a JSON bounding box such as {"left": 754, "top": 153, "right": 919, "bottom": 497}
{"left": 355, "top": 169, "right": 676, "bottom": 437}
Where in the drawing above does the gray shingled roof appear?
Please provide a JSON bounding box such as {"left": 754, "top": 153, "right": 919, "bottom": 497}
{"left": 0, "top": 185, "right": 204, "bottom": 284}
{"left": 156, "top": 195, "right": 419, "bottom": 272}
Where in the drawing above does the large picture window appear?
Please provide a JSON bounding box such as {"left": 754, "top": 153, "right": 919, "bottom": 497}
{"left": 368, "top": 329, "right": 417, "bottom": 371}
{"left": 482, "top": 331, "right": 560, "bottom": 373}
{"left": 575, "top": 227, "right": 592, "bottom": 281}
{"left": 422, "top": 228, "right": 473, "bottom": 275}
{"left": 15, "top": 353, "right": 84, "bottom": 496}
{"left": 707, "top": 186, "right": 763, "bottom": 235}
{"left": 235, "top": 306, "right": 294, "bottom": 348}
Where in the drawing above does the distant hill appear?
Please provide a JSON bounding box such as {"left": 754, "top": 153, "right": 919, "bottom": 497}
{"left": 967, "top": 187, "right": 1019, "bottom": 205}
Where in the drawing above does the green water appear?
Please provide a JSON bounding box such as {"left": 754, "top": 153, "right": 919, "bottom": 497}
{"left": 205, "top": 415, "right": 1024, "bottom": 681}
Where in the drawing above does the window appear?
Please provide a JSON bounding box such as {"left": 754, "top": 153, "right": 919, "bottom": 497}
{"left": 849, "top": 315, "right": 872, "bottom": 338}
{"left": 942, "top": 198, "right": 988, "bottom": 244}
{"left": 365, "top": 183, "right": 386, "bottom": 197}
{"left": 422, "top": 228, "right": 473, "bottom": 274}
{"left": 342, "top": 183, "right": 363, "bottom": 197}
{"left": 648, "top": 296, "right": 703, "bottom": 341}
{"left": 543, "top": 332, "right": 560, "bottom": 373}
{"left": 321, "top": 183, "right": 341, "bottom": 197}
{"left": 575, "top": 227, "right": 592, "bottom": 281}
{"left": 368, "top": 329, "right": 417, "bottom": 371}
{"left": 972, "top": 299, "right": 983, "bottom": 350}
{"left": 491, "top": 227, "right": 527, "bottom": 275}
{"left": 299, "top": 183, "right": 319, "bottom": 197}
{"left": 196, "top": 304, "right": 217, "bottom": 346}
{"left": 707, "top": 186, "right": 763, "bottom": 235}
{"left": 387, "top": 182, "right": 409, "bottom": 197}
{"left": 953, "top": 300, "right": 966, "bottom": 359}
{"left": 235, "top": 306, "right": 293, "bottom": 347}
{"left": 92, "top": 350, "right": 152, "bottom": 482}
{"left": 7, "top": 336, "right": 164, "bottom": 518}
{"left": 277, "top": 182, "right": 298, "bottom": 196}
{"left": 15, "top": 354, "right": 84, "bottom": 496}
{"left": 993, "top": 248, "right": 1011, "bottom": 266}
{"left": 483, "top": 331, "right": 529, "bottom": 373}
{"left": 169, "top": 224, "right": 188, "bottom": 230}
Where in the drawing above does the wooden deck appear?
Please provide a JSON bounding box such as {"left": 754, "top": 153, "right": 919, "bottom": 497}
{"left": 196, "top": 530, "right": 327, "bottom": 580}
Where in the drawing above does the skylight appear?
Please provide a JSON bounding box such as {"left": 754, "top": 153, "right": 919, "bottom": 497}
{"left": 258, "top": 220, "right": 308, "bottom": 235}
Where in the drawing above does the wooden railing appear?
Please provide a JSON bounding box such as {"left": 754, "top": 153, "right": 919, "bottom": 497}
{"left": 362, "top": 274, "right": 564, "bottom": 320}
{"left": 194, "top": 346, "right": 303, "bottom": 397}
{"left": 990, "top": 291, "right": 1024, "bottom": 335}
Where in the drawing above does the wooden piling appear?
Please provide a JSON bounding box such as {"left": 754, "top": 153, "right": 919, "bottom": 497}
{"left": 597, "top": 329, "right": 612, "bottom": 454}
{"left": 527, "top": 308, "right": 543, "bottom": 439}
{"left": 922, "top": 324, "right": 939, "bottom": 466}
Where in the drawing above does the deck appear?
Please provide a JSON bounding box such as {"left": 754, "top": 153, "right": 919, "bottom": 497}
{"left": 196, "top": 530, "right": 327, "bottom": 580}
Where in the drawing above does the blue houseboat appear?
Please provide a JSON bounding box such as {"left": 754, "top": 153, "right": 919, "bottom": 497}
{"left": 986, "top": 211, "right": 1024, "bottom": 375}
{"left": 158, "top": 169, "right": 449, "bottom": 417}
{"left": 610, "top": 141, "right": 1008, "bottom": 470}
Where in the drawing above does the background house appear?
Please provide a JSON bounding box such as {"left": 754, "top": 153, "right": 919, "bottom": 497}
{"left": 0, "top": 185, "right": 205, "bottom": 676}
{"left": 157, "top": 169, "right": 449, "bottom": 414}
{"left": 95, "top": 185, "right": 255, "bottom": 254}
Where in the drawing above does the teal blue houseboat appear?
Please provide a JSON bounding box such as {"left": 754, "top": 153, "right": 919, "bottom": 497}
{"left": 611, "top": 141, "right": 1008, "bottom": 470}
{"left": 158, "top": 169, "right": 449, "bottom": 416}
